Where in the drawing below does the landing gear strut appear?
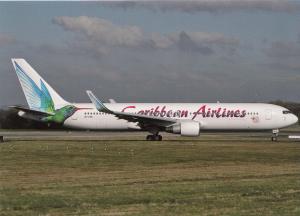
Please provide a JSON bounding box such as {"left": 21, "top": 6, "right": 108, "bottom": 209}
{"left": 271, "top": 129, "right": 279, "bottom": 142}
{"left": 146, "top": 134, "right": 162, "bottom": 141}
{"left": 145, "top": 127, "right": 163, "bottom": 141}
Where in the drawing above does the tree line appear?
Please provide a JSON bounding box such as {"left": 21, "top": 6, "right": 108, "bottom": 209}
{"left": 0, "top": 101, "right": 299, "bottom": 129}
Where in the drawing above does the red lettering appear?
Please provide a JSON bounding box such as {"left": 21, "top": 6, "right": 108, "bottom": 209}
{"left": 173, "top": 110, "right": 180, "bottom": 117}
{"left": 216, "top": 108, "right": 222, "bottom": 118}
{"left": 122, "top": 106, "right": 136, "bottom": 112}
{"left": 227, "top": 110, "right": 235, "bottom": 117}
{"left": 154, "top": 106, "right": 160, "bottom": 117}
{"left": 167, "top": 110, "right": 173, "bottom": 117}
{"left": 234, "top": 110, "right": 240, "bottom": 117}
{"left": 211, "top": 109, "right": 218, "bottom": 117}
{"left": 181, "top": 110, "right": 188, "bottom": 118}
{"left": 207, "top": 108, "right": 211, "bottom": 117}
{"left": 192, "top": 105, "right": 206, "bottom": 120}
{"left": 222, "top": 108, "right": 227, "bottom": 117}
{"left": 125, "top": 105, "right": 247, "bottom": 120}
{"left": 240, "top": 110, "right": 246, "bottom": 117}
{"left": 137, "top": 110, "right": 144, "bottom": 115}
{"left": 149, "top": 108, "right": 154, "bottom": 116}
{"left": 160, "top": 106, "right": 166, "bottom": 117}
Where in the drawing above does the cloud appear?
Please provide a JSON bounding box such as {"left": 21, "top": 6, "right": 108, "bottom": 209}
{"left": 264, "top": 41, "right": 300, "bottom": 58}
{"left": 53, "top": 16, "right": 239, "bottom": 55}
{"left": 175, "top": 31, "right": 214, "bottom": 54}
{"left": 267, "top": 61, "right": 300, "bottom": 71}
{"left": 264, "top": 39, "right": 300, "bottom": 71}
{"left": 0, "top": 33, "right": 15, "bottom": 46}
{"left": 53, "top": 16, "right": 145, "bottom": 47}
{"left": 105, "top": 0, "right": 300, "bottom": 14}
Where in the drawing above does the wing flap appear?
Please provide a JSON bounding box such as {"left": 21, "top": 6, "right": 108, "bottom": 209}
{"left": 113, "top": 110, "right": 177, "bottom": 127}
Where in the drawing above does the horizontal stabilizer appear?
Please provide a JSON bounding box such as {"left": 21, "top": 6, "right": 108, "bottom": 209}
{"left": 9, "top": 105, "right": 54, "bottom": 116}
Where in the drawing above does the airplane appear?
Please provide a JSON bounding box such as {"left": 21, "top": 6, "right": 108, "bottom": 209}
{"left": 10, "top": 58, "right": 298, "bottom": 141}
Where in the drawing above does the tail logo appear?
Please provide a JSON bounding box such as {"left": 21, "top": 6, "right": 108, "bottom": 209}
{"left": 15, "top": 62, "right": 55, "bottom": 113}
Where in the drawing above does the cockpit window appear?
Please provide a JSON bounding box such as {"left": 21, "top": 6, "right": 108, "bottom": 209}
{"left": 283, "top": 110, "right": 292, "bottom": 114}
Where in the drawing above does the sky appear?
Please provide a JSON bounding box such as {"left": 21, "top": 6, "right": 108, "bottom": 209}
{"left": 1, "top": 1, "right": 300, "bottom": 108}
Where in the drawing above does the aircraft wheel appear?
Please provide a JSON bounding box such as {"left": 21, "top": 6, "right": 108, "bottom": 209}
{"left": 146, "top": 135, "right": 162, "bottom": 141}
{"left": 158, "top": 135, "right": 162, "bottom": 141}
{"left": 271, "top": 137, "right": 277, "bottom": 142}
{"left": 146, "top": 135, "right": 153, "bottom": 141}
{"left": 154, "top": 135, "right": 160, "bottom": 141}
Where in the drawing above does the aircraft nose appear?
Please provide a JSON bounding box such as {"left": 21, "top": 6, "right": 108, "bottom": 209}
{"left": 291, "top": 114, "right": 298, "bottom": 125}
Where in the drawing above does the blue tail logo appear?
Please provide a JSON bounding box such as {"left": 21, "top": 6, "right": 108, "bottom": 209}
{"left": 15, "top": 62, "right": 55, "bottom": 114}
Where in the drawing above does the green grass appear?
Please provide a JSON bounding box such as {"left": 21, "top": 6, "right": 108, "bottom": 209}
{"left": 0, "top": 135, "right": 300, "bottom": 215}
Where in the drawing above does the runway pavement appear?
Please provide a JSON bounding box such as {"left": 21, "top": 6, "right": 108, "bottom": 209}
{"left": 0, "top": 130, "right": 153, "bottom": 141}
{"left": 0, "top": 128, "right": 299, "bottom": 141}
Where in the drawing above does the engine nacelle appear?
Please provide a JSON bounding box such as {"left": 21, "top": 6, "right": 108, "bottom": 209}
{"left": 166, "top": 121, "right": 200, "bottom": 136}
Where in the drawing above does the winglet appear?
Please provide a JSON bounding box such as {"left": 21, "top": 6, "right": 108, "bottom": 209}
{"left": 86, "top": 90, "right": 113, "bottom": 114}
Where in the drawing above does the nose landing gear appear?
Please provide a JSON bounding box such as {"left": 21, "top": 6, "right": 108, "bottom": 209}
{"left": 271, "top": 129, "right": 279, "bottom": 142}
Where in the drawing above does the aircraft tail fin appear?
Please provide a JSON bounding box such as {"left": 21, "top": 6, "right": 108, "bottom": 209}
{"left": 11, "top": 58, "right": 69, "bottom": 113}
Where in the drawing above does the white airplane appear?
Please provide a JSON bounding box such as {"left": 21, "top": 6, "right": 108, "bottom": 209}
{"left": 11, "top": 58, "right": 298, "bottom": 141}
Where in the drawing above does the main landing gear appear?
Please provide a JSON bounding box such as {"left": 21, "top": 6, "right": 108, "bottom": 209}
{"left": 145, "top": 127, "right": 163, "bottom": 141}
{"left": 146, "top": 134, "right": 162, "bottom": 141}
{"left": 271, "top": 129, "right": 279, "bottom": 142}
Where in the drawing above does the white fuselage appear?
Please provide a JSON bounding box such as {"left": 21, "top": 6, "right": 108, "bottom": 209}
{"left": 63, "top": 103, "right": 298, "bottom": 131}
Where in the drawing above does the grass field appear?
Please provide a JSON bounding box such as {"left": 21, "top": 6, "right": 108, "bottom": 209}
{"left": 0, "top": 133, "right": 300, "bottom": 215}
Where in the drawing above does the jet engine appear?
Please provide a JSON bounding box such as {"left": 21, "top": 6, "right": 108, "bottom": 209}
{"left": 166, "top": 121, "right": 200, "bottom": 136}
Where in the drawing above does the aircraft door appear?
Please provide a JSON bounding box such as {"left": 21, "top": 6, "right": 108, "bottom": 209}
{"left": 265, "top": 109, "right": 272, "bottom": 120}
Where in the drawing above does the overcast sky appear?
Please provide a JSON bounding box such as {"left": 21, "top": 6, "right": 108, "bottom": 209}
{"left": 1, "top": 1, "right": 300, "bottom": 108}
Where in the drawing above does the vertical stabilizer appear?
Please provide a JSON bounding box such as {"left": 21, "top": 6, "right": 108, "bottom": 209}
{"left": 11, "top": 58, "right": 69, "bottom": 113}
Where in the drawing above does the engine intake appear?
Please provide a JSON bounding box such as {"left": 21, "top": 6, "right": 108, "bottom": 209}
{"left": 166, "top": 121, "right": 200, "bottom": 136}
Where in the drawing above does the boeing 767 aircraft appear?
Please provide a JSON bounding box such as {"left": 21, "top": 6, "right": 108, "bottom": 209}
{"left": 11, "top": 59, "right": 298, "bottom": 141}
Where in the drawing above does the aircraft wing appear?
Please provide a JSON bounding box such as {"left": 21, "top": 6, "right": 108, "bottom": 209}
{"left": 86, "top": 91, "right": 177, "bottom": 127}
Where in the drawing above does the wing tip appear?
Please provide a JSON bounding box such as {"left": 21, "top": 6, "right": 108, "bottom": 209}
{"left": 86, "top": 90, "right": 95, "bottom": 99}
{"left": 86, "top": 90, "right": 113, "bottom": 113}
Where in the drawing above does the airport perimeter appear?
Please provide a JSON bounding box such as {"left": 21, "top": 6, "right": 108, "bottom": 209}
{"left": 0, "top": 129, "right": 300, "bottom": 216}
